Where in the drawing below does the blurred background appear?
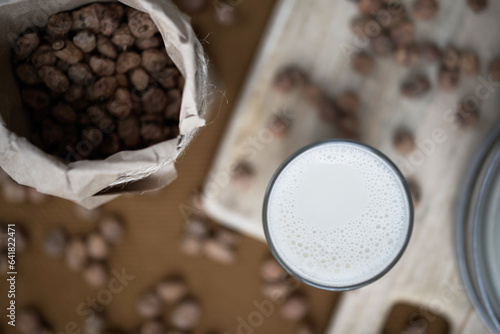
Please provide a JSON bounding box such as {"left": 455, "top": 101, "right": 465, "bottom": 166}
{"left": 1, "top": 0, "right": 500, "bottom": 333}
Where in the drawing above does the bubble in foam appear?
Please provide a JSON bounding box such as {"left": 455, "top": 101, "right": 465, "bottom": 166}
{"left": 265, "top": 142, "right": 412, "bottom": 288}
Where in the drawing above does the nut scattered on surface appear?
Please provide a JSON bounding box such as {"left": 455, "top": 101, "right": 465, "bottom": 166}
{"left": 140, "top": 320, "right": 166, "bottom": 334}
{"left": 186, "top": 190, "right": 207, "bottom": 219}
{"left": 412, "top": 0, "right": 439, "bottom": 20}
{"left": 260, "top": 257, "right": 286, "bottom": 282}
{"left": 203, "top": 239, "right": 236, "bottom": 265}
{"left": 83, "top": 261, "right": 108, "bottom": 288}
{"left": 442, "top": 47, "right": 461, "bottom": 70}
{"left": 460, "top": 51, "right": 479, "bottom": 75}
{"left": 175, "top": 0, "right": 209, "bottom": 15}
{"left": 214, "top": 0, "right": 239, "bottom": 26}
{"left": 65, "top": 237, "right": 88, "bottom": 271}
{"left": 280, "top": 294, "right": 308, "bottom": 321}
{"left": 390, "top": 21, "right": 414, "bottom": 46}
{"left": 351, "top": 52, "right": 374, "bottom": 75}
{"left": 335, "top": 91, "right": 359, "bottom": 115}
{"left": 180, "top": 235, "right": 204, "bottom": 256}
{"left": 467, "top": 0, "right": 487, "bottom": 12}
{"left": 18, "top": 308, "right": 45, "bottom": 334}
{"left": 268, "top": 113, "right": 292, "bottom": 139}
{"left": 456, "top": 101, "right": 480, "bottom": 128}
{"left": 351, "top": 16, "right": 378, "bottom": 38}
{"left": 44, "top": 228, "right": 68, "bottom": 258}
{"left": 1, "top": 178, "right": 28, "bottom": 204}
{"left": 489, "top": 58, "right": 500, "bottom": 82}
{"left": 84, "top": 312, "right": 107, "bottom": 334}
{"left": 407, "top": 179, "right": 421, "bottom": 208}
{"left": 215, "top": 228, "right": 241, "bottom": 248}
{"left": 262, "top": 282, "right": 292, "bottom": 301}
{"left": 156, "top": 276, "right": 188, "bottom": 304}
{"left": 401, "top": 76, "right": 431, "bottom": 98}
{"left": 27, "top": 187, "right": 48, "bottom": 204}
{"left": 99, "top": 214, "right": 125, "bottom": 244}
{"left": 170, "top": 298, "right": 202, "bottom": 330}
{"left": 357, "top": 0, "right": 383, "bottom": 15}
{"left": 273, "top": 66, "right": 308, "bottom": 93}
{"left": 231, "top": 161, "right": 255, "bottom": 188}
{"left": 394, "top": 45, "right": 420, "bottom": 67}
{"left": 371, "top": 34, "right": 394, "bottom": 56}
{"left": 438, "top": 67, "right": 460, "bottom": 91}
{"left": 186, "top": 216, "right": 209, "bottom": 238}
{"left": 338, "top": 115, "right": 359, "bottom": 135}
{"left": 86, "top": 233, "right": 109, "bottom": 260}
{"left": 74, "top": 204, "right": 100, "bottom": 222}
{"left": 296, "top": 322, "right": 316, "bottom": 334}
{"left": 136, "top": 291, "right": 163, "bottom": 319}
{"left": 420, "top": 43, "right": 441, "bottom": 63}
{"left": 393, "top": 129, "right": 416, "bottom": 155}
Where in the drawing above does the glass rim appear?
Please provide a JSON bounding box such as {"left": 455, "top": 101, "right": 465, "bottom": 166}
{"left": 262, "top": 139, "right": 415, "bottom": 291}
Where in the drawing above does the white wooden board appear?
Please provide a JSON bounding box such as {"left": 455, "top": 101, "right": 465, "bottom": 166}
{"left": 202, "top": 0, "right": 500, "bottom": 332}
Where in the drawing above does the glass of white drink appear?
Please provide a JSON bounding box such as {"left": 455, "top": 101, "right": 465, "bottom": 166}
{"left": 263, "top": 140, "right": 414, "bottom": 291}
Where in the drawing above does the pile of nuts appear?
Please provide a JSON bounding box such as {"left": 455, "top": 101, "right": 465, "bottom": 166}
{"left": 272, "top": 66, "right": 362, "bottom": 141}
{"left": 179, "top": 191, "right": 242, "bottom": 265}
{"left": 12, "top": 2, "right": 183, "bottom": 161}
{"left": 348, "top": 0, "right": 500, "bottom": 211}
{"left": 348, "top": 0, "right": 489, "bottom": 102}
{"left": 136, "top": 274, "right": 202, "bottom": 333}
{"left": 259, "top": 256, "right": 316, "bottom": 334}
{"left": 44, "top": 213, "right": 125, "bottom": 288}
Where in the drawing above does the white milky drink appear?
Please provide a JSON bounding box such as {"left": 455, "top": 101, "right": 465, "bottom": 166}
{"left": 263, "top": 141, "right": 413, "bottom": 290}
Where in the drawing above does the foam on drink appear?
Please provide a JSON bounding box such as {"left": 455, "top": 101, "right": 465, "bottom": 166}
{"left": 265, "top": 142, "right": 412, "bottom": 288}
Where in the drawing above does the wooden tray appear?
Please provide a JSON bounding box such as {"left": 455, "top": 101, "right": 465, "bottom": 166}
{"left": 202, "top": 0, "right": 500, "bottom": 332}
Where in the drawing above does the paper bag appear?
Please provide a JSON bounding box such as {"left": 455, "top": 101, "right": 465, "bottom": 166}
{"left": 0, "top": 0, "right": 208, "bottom": 209}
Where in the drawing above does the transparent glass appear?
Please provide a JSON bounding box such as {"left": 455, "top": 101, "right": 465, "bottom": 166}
{"left": 262, "top": 139, "right": 414, "bottom": 291}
